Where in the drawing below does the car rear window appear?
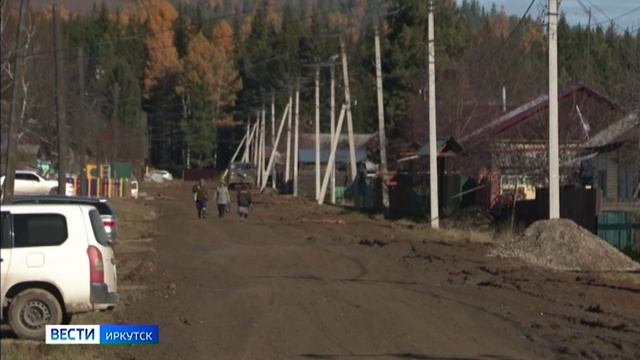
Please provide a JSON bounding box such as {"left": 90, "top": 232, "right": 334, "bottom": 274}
{"left": 13, "top": 214, "right": 68, "bottom": 247}
{"left": 95, "top": 202, "right": 115, "bottom": 216}
{"left": 89, "top": 209, "right": 111, "bottom": 246}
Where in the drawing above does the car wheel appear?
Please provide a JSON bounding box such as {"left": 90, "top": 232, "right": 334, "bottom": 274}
{"left": 8, "top": 289, "right": 63, "bottom": 340}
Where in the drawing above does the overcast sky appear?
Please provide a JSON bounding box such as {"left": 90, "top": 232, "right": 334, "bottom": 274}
{"left": 456, "top": 0, "right": 640, "bottom": 31}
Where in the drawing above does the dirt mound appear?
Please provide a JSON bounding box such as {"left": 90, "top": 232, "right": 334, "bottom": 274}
{"left": 442, "top": 206, "right": 494, "bottom": 232}
{"left": 492, "top": 219, "right": 640, "bottom": 272}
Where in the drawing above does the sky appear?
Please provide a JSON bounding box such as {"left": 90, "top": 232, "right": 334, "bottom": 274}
{"left": 456, "top": 0, "right": 640, "bottom": 32}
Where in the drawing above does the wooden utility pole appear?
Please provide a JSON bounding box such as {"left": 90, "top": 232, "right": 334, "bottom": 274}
{"left": 253, "top": 111, "right": 260, "bottom": 165}
{"left": 315, "top": 66, "right": 321, "bottom": 200}
{"left": 330, "top": 64, "right": 336, "bottom": 204}
{"left": 261, "top": 106, "right": 266, "bottom": 189}
{"left": 2, "top": 0, "right": 28, "bottom": 204}
{"left": 256, "top": 110, "right": 262, "bottom": 186}
{"left": 285, "top": 90, "right": 293, "bottom": 186}
{"left": 77, "top": 47, "right": 88, "bottom": 196}
{"left": 319, "top": 105, "right": 347, "bottom": 205}
{"left": 54, "top": 4, "right": 69, "bottom": 194}
{"left": 427, "top": 0, "right": 439, "bottom": 228}
{"left": 548, "top": 0, "right": 560, "bottom": 219}
{"left": 271, "top": 92, "right": 276, "bottom": 189}
{"left": 244, "top": 120, "right": 257, "bottom": 164}
{"left": 339, "top": 35, "right": 357, "bottom": 182}
{"left": 262, "top": 102, "right": 291, "bottom": 191}
{"left": 293, "top": 81, "right": 300, "bottom": 196}
{"left": 243, "top": 119, "right": 250, "bottom": 161}
{"left": 586, "top": 7, "right": 591, "bottom": 82}
{"left": 110, "top": 82, "right": 120, "bottom": 177}
{"left": 374, "top": 23, "right": 390, "bottom": 214}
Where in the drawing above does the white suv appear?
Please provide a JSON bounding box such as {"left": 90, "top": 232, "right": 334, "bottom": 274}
{"left": 0, "top": 204, "right": 118, "bottom": 340}
{"left": 0, "top": 170, "right": 75, "bottom": 196}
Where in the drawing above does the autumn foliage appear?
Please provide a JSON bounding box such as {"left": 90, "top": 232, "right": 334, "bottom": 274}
{"left": 143, "top": 0, "right": 181, "bottom": 95}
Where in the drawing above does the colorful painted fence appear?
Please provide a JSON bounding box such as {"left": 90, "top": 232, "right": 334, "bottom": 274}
{"left": 71, "top": 177, "right": 134, "bottom": 198}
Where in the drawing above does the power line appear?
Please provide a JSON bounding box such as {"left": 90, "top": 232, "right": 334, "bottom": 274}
{"left": 591, "top": 5, "right": 640, "bottom": 28}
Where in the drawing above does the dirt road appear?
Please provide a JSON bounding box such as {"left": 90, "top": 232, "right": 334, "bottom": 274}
{"left": 113, "top": 182, "right": 640, "bottom": 360}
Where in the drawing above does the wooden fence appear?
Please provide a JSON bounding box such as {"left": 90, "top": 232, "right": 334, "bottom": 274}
{"left": 515, "top": 187, "right": 601, "bottom": 233}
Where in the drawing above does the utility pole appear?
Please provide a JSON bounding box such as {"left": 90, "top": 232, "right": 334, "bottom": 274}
{"left": 315, "top": 65, "right": 321, "bottom": 200}
{"left": 262, "top": 102, "right": 291, "bottom": 191}
{"left": 110, "top": 82, "right": 120, "bottom": 177}
{"left": 261, "top": 105, "right": 266, "bottom": 189}
{"left": 253, "top": 111, "right": 260, "bottom": 165}
{"left": 548, "top": 0, "right": 560, "bottom": 219}
{"left": 586, "top": 7, "right": 591, "bottom": 83}
{"left": 256, "top": 110, "right": 262, "bottom": 186}
{"left": 293, "top": 80, "right": 300, "bottom": 196}
{"left": 427, "top": 0, "right": 439, "bottom": 228}
{"left": 285, "top": 89, "right": 293, "bottom": 188}
{"left": 271, "top": 92, "right": 276, "bottom": 189}
{"left": 374, "top": 22, "right": 390, "bottom": 214}
{"left": 340, "top": 35, "right": 357, "bottom": 182}
{"left": 54, "top": 4, "right": 69, "bottom": 195}
{"left": 502, "top": 86, "right": 507, "bottom": 112}
{"left": 77, "top": 47, "right": 88, "bottom": 196}
{"left": 243, "top": 119, "right": 250, "bottom": 162}
{"left": 330, "top": 63, "right": 336, "bottom": 204}
{"left": 319, "top": 105, "right": 347, "bottom": 205}
{"left": 2, "top": 0, "right": 28, "bottom": 204}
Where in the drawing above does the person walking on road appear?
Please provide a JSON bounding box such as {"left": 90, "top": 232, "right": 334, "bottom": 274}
{"left": 192, "top": 179, "right": 209, "bottom": 219}
{"left": 236, "top": 188, "right": 252, "bottom": 221}
{"left": 215, "top": 182, "right": 231, "bottom": 218}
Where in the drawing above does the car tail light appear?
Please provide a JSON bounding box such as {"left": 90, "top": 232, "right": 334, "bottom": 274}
{"left": 87, "top": 246, "right": 104, "bottom": 283}
{"left": 102, "top": 220, "right": 115, "bottom": 234}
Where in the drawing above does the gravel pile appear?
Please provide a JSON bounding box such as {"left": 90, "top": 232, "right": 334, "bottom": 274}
{"left": 492, "top": 219, "right": 640, "bottom": 272}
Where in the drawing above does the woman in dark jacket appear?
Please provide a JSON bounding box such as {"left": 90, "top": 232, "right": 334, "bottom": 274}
{"left": 236, "top": 188, "right": 252, "bottom": 220}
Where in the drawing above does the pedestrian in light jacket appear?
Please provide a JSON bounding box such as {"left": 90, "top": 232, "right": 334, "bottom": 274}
{"left": 215, "top": 182, "right": 231, "bottom": 218}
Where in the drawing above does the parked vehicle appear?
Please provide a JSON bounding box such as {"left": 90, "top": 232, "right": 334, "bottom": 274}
{"left": 144, "top": 169, "right": 173, "bottom": 183}
{"left": 12, "top": 196, "right": 118, "bottom": 243}
{"left": 0, "top": 204, "right": 118, "bottom": 340}
{"left": 0, "top": 170, "right": 74, "bottom": 196}
{"left": 130, "top": 177, "right": 139, "bottom": 199}
{"left": 228, "top": 162, "right": 256, "bottom": 189}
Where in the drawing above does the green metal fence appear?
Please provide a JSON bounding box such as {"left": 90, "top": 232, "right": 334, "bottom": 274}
{"left": 597, "top": 212, "right": 635, "bottom": 251}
